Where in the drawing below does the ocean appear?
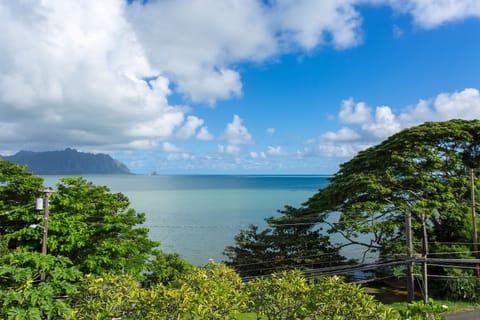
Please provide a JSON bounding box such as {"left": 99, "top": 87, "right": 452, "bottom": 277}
{"left": 42, "top": 174, "right": 333, "bottom": 266}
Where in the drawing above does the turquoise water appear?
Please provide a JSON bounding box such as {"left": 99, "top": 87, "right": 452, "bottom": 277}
{"left": 42, "top": 175, "right": 330, "bottom": 265}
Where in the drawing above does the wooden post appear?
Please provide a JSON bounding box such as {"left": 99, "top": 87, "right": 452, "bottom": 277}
{"left": 40, "top": 189, "right": 53, "bottom": 280}
{"left": 406, "top": 211, "right": 415, "bottom": 302}
{"left": 421, "top": 213, "right": 429, "bottom": 303}
{"left": 471, "top": 168, "right": 479, "bottom": 278}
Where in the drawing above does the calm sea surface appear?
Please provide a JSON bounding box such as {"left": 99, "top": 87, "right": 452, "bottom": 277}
{"left": 42, "top": 175, "right": 331, "bottom": 265}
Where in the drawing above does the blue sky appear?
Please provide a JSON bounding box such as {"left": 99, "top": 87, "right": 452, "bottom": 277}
{"left": 1, "top": 1, "right": 480, "bottom": 174}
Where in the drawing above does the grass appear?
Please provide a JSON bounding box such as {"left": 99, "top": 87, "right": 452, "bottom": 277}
{"left": 364, "top": 280, "right": 480, "bottom": 315}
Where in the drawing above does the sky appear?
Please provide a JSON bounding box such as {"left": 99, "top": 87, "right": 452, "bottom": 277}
{"left": 1, "top": 0, "right": 480, "bottom": 174}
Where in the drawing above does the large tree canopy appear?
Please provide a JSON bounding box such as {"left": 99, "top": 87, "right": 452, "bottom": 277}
{"left": 47, "top": 177, "right": 159, "bottom": 275}
{"left": 302, "top": 119, "right": 480, "bottom": 260}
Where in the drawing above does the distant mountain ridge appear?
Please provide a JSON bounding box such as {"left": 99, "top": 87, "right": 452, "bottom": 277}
{"left": 2, "top": 148, "right": 131, "bottom": 175}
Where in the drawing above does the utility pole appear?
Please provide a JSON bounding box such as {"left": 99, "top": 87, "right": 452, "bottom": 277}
{"left": 421, "top": 213, "right": 429, "bottom": 303}
{"left": 471, "top": 168, "right": 479, "bottom": 278}
{"left": 406, "top": 211, "right": 415, "bottom": 302}
{"left": 36, "top": 188, "right": 54, "bottom": 281}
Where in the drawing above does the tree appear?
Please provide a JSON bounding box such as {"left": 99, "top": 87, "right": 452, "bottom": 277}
{"left": 144, "top": 250, "right": 194, "bottom": 286}
{"left": 224, "top": 205, "right": 346, "bottom": 277}
{"left": 291, "top": 119, "right": 480, "bottom": 297}
{"left": 0, "top": 159, "right": 44, "bottom": 250}
{"left": 302, "top": 120, "right": 479, "bottom": 253}
{"left": 44, "top": 177, "right": 159, "bottom": 276}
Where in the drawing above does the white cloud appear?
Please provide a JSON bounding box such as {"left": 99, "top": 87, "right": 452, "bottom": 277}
{"left": 218, "top": 144, "right": 241, "bottom": 155}
{"left": 126, "top": 0, "right": 273, "bottom": 104}
{"left": 265, "top": 145, "right": 289, "bottom": 156}
{"left": 196, "top": 127, "right": 214, "bottom": 141}
{"left": 321, "top": 87, "right": 480, "bottom": 159}
{"left": 339, "top": 98, "right": 372, "bottom": 124}
{"left": 127, "top": 0, "right": 365, "bottom": 103}
{"left": 126, "top": 140, "right": 160, "bottom": 150}
{"left": 127, "top": 111, "right": 185, "bottom": 139}
{"left": 162, "top": 142, "right": 184, "bottom": 153}
{"left": 399, "top": 88, "right": 480, "bottom": 126}
{"left": 321, "top": 127, "right": 361, "bottom": 141}
{"left": 387, "top": 0, "right": 480, "bottom": 29}
{"left": 318, "top": 143, "right": 363, "bottom": 158}
{"left": 176, "top": 116, "right": 204, "bottom": 140}
{"left": 434, "top": 88, "right": 480, "bottom": 118}
{"left": 271, "top": 0, "right": 363, "bottom": 50}
{"left": 166, "top": 152, "right": 195, "bottom": 161}
{"left": 0, "top": 0, "right": 185, "bottom": 151}
{"left": 223, "top": 115, "right": 254, "bottom": 146}
{"left": 362, "top": 106, "right": 401, "bottom": 138}
{"left": 250, "top": 151, "right": 267, "bottom": 159}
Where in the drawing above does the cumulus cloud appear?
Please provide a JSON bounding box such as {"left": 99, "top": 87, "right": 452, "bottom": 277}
{"left": 318, "top": 143, "right": 365, "bottom": 158}
{"left": 271, "top": 0, "right": 363, "bottom": 50}
{"left": 339, "top": 99, "right": 372, "bottom": 124}
{"left": 217, "top": 115, "right": 254, "bottom": 156}
{"left": 196, "top": 127, "right": 214, "bottom": 141}
{"left": 223, "top": 115, "right": 254, "bottom": 146}
{"left": 321, "top": 127, "right": 361, "bottom": 141}
{"left": 362, "top": 106, "right": 401, "bottom": 138}
{"left": 321, "top": 87, "right": 480, "bottom": 159}
{"left": 399, "top": 88, "right": 480, "bottom": 125}
{"left": 0, "top": 0, "right": 181, "bottom": 151}
{"left": 126, "top": 0, "right": 365, "bottom": 103}
{"left": 176, "top": 116, "right": 204, "bottom": 140}
{"left": 386, "top": 0, "right": 480, "bottom": 28}
{"left": 162, "top": 142, "right": 184, "bottom": 153}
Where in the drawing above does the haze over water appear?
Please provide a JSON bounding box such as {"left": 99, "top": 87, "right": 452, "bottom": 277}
{"left": 43, "top": 175, "right": 333, "bottom": 266}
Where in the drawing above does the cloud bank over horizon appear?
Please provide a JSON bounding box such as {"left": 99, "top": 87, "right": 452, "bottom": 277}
{"left": 1, "top": 0, "right": 479, "bottom": 173}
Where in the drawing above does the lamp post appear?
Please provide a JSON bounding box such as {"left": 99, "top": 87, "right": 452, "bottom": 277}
{"left": 36, "top": 188, "right": 54, "bottom": 280}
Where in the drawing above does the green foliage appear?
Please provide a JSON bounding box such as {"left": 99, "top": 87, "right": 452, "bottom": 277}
{"left": 308, "top": 276, "right": 400, "bottom": 319}
{"left": 224, "top": 205, "right": 346, "bottom": 277}
{"left": 74, "top": 264, "right": 400, "bottom": 320}
{"left": 0, "top": 159, "right": 44, "bottom": 250}
{"left": 46, "top": 177, "right": 159, "bottom": 276}
{"left": 73, "top": 273, "right": 144, "bottom": 319}
{"left": 303, "top": 119, "right": 479, "bottom": 253}
{"left": 176, "top": 261, "right": 248, "bottom": 319}
{"left": 400, "top": 299, "right": 448, "bottom": 320}
{"left": 246, "top": 270, "right": 311, "bottom": 319}
{"left": 0, "top": 250, "right": 82, "bottom": 320}
{"left": 0, "top": 160, "right": 158, "bottom": 277}
{"left": 247, "top": 270, "right": 400, "bottom": 320}
{"left": 74, "top": 262, "right": 247, "bottom": 319}
{"left": 144, "top": 250, "right": 194, "bottom": 286}
{"left": 440, "top": 272, "right": 480, "bottom": 301}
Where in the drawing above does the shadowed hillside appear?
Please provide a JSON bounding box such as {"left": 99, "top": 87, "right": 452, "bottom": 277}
{"left": 2, "top": 148, "right": 131, "bottom": 175}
